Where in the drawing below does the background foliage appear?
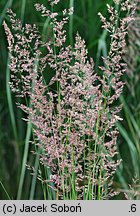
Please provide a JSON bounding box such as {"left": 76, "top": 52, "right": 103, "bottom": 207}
{"left": 0, "top": 0, "right": 139, "bottom": 199}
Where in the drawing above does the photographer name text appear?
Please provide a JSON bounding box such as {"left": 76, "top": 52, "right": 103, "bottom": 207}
{"left": 2, "top": 203, "right": 82, "bottom": 214}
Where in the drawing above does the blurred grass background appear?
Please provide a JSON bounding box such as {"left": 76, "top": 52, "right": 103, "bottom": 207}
{"left": 0, "top": 0, "right": 139, "bottom": 199}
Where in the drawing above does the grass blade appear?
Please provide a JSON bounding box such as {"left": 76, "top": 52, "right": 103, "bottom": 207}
{"left": 69, "top": 0, "right": 74, "bottom": 45}
{"left": 17, "top": 122, "right": 32, "bottom": 199}
{"left": 21, "top": 0, "right": 26, "bottom": 22}
{"left": 117, "top": 122, "right": 139, "bottom": 175}
{"left": 0, "top": 180, "right": 11, "bottom": 200}
{"left": 29, "top": 147, "right": 40, "bottom": 200}
{"left": 6, "top": 57, "right": 18, "bottom": 144}
{"left": 0, "top": 0, "right": 13, "bottom": 25}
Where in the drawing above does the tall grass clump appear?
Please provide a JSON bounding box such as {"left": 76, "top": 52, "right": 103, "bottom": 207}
{"left": 3, "top": 0, "right": 135, "bottom": 200}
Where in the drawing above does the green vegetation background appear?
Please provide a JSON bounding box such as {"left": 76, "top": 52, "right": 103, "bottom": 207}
{"left": 0, "top": 0, "right": 139, "bottom": 199}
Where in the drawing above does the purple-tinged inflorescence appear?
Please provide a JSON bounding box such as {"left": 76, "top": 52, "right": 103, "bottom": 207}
{"left": 3, "top": 0, "right": 136, "bottom": 199}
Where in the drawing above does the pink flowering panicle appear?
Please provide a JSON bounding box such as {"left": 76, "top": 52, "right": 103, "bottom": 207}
{"left": 3, "top": 0, "right": 135, "bottom": 199}
{"left": 123, "top": 0, "right": 140, "bottom": 102}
